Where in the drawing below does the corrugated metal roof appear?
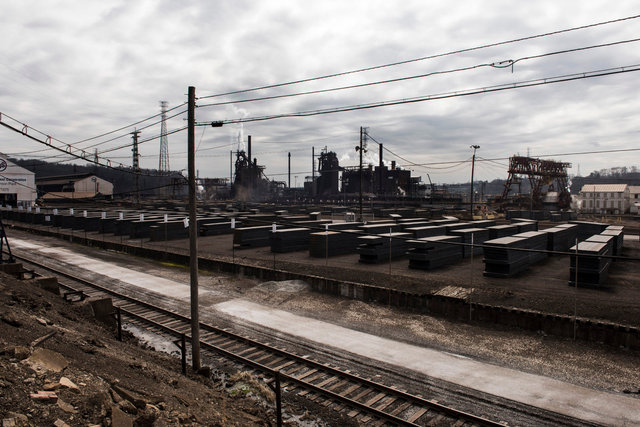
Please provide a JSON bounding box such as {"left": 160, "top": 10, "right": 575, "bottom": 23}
{"left": 580, "top": 184, "right": 628, "bottom": 192}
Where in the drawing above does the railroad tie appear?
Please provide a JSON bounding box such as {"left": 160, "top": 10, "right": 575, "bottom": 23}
{"left": 406, "top": 407, "right": 429, "bottom": 423}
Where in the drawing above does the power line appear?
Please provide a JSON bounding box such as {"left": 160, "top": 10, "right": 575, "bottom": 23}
{"left": 70, "top": 102, "right": 188, "bottom": 146}
{"left": 0, "top": 114, "right": 177, "bottom": 178}
{"left": 197, "top": 64, "right": 640, "bottom": 125}
{"left": 84, "top": 109, "right": 187, "bottom": 152}
{"left": 197, "top": 37, "right": 640, "bottom": 109}
{"left": 197, "top": 14, "right": 640, "bottom": 100}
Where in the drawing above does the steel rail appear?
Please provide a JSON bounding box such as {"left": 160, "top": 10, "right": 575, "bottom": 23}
{"left": 12, "top": 250, "right": 507, "bottom": 426}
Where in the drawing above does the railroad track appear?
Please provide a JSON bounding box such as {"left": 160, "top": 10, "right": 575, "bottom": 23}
{"left": 10, "top": 250, "right": 506, "bottom": 426}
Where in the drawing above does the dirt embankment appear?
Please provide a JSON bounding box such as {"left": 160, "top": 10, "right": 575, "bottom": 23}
{"left": 0, "top": 271, "right": 282, "bottom": 426}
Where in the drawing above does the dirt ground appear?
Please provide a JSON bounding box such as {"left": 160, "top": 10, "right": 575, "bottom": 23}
{"left": 0, "top": 271, "right": 350, "bottom": 427}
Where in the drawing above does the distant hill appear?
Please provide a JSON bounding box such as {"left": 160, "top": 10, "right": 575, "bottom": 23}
{"left": 10, "top": 158, "right": 185, "bottom": 198}
{"left": 570, "top": 167, "right": 640, "bottom": 193}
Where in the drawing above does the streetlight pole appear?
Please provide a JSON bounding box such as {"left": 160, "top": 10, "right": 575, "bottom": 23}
{"left": 470, "top": 145, "right": 480, "bottom": 217}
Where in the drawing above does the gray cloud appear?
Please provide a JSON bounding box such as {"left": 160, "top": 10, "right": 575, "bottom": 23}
{"left": 1, "top": 0, "right": 638, "bottom": 184}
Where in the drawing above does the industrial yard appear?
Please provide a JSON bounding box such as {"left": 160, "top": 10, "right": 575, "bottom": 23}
{"left": 2, "top": 4, "right": 640, "bottom": 425}
{"left": 2, "top": 213, "right": 640, "bottom": 425}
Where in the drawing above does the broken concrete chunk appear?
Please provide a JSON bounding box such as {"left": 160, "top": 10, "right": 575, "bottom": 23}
{"left": 33, "top": 277, "right": 59, "bottom": 295}
{"left": 25, "top": 348, "right": 68, "bottom": 373}
{"left": 53, "top": 419, "right": 70, "bottom": 427}
{"left": 111, "top": 406, "right": 134, "bottom": 427}
{"left": 58, "top": 377, "right": 78, "bottom": 391}
{"left": 57, "top": 398, "right": 77, "bottom": 414}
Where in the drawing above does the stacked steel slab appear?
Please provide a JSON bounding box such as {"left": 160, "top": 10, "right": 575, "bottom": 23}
{"left": 569, "top": 220, "right": 609, "bottom": 241}
{"left": 601, "top": 226, "right": 624, "bottom": 256}
{"left": 406, "top": 225, "right": 448, "bottom": 238}
{"left": 449, "top": 227, "right": 490, "bottom": 257}
{"left": 543, "top": 224, "right": 578, "bottom": 254}
{"left": 200, "top": 219, "right": 242, "bottom": 236}
{"left": 569, "top": 241, "right": 611, "bottom": 287}
{"left": 308, "top": 229, "right": 361, "bottom": 257}
{"left": 407, "top": 235, "right": 462, "bottom": 270}
{"left": 470, "top": 219, "right": 497, "bottom": 228}
{"left": 270, "top": 228, "right": 312, "bottom": 253}
{"left": 233, "top": 225, "right": 282, "bottom": 248}
{"left": 585, "top": 234, "right": 615, "bottom": 256}
{"left": 358, "top": 222, "right": 400, "bottom": 234}
{"left": 513, "top": 231, "right": 548, "bottom": 264}
{"left": 357, "top": 232, "right": 411, "bottom": 264}
{"left": 483, "top": 230, "right": 548, "bottom": 277}
{"left": 487, "top": 224, "right": 519, "bottom": 239}
{"left": 444, "top": 222, "right": 475, "bottom": 234}
{"left": 511, "top": 219, "right": 538, "bottom": 233}
{"left": 482, "top": 236, "right": 531, "bottom": 277}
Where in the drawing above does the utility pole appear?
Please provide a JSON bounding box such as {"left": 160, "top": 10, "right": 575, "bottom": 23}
{"left": 470, "top": 145, "right": 480, "bottom": 217}
{"left": 187, "top": 86, "right": 201, "bottom": 371}
{"left": 131, "top": 130, "right": 141, "bottom": 205}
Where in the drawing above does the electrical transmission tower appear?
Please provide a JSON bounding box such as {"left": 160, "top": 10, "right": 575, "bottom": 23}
{"left": 159, "top": 101, "right": 170, "bottom": 172}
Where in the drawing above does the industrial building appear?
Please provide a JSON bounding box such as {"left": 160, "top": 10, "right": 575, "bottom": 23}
{"left": 36, "top": 173, "right": 114, "bottom": 201}
{"left": 0, "top": 155, "right": 36, "bottom": 207}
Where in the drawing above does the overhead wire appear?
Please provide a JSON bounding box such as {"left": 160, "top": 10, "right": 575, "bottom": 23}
{"left": 0, "top": 115, "right": 179, "bottom": 178}
{"left": 197, "top": 64, "right": 640, "bottom": 125}
{"left": 197, "top": 14, "right": 640, "bottom": 100}
{"left": 70, "top": 102, "right": 188, "bottom": 146}
{"left": 197, "top": 37, "right": 640, "bottom": 109}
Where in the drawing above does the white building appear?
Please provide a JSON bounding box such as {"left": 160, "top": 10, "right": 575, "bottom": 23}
{"left": 37, "top": 173, "right": 114, "bottom": 201}
{"left": 630, "top": 186, "right": 640, "bottom": 214}
{"left": 0, "top": 155, "right": 37, "bottom": 207}
{"left": 578, "top": 184, "right": 629, "bottom": 214}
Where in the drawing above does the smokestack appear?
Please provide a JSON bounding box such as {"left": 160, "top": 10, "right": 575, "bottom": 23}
{"left": 288, "top": 152, "right": 291, "bottom": 188}
{"left": 379, "top": 143, "right": 383, "bottom": 168}
{"left": 391, "top": 161, "right": 396, "bottom": 170}
{"left": 247, "top": 135, "right": 252, "bottom": 164}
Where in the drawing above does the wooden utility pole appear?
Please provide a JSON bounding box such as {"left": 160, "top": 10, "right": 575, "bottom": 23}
{"left": 187, "top": 86, "right": 201, "bottom": 371}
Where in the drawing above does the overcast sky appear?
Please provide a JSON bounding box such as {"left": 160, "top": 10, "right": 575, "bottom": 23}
{"left": 1, "top": 1, "right": 639, "bottom": 186}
